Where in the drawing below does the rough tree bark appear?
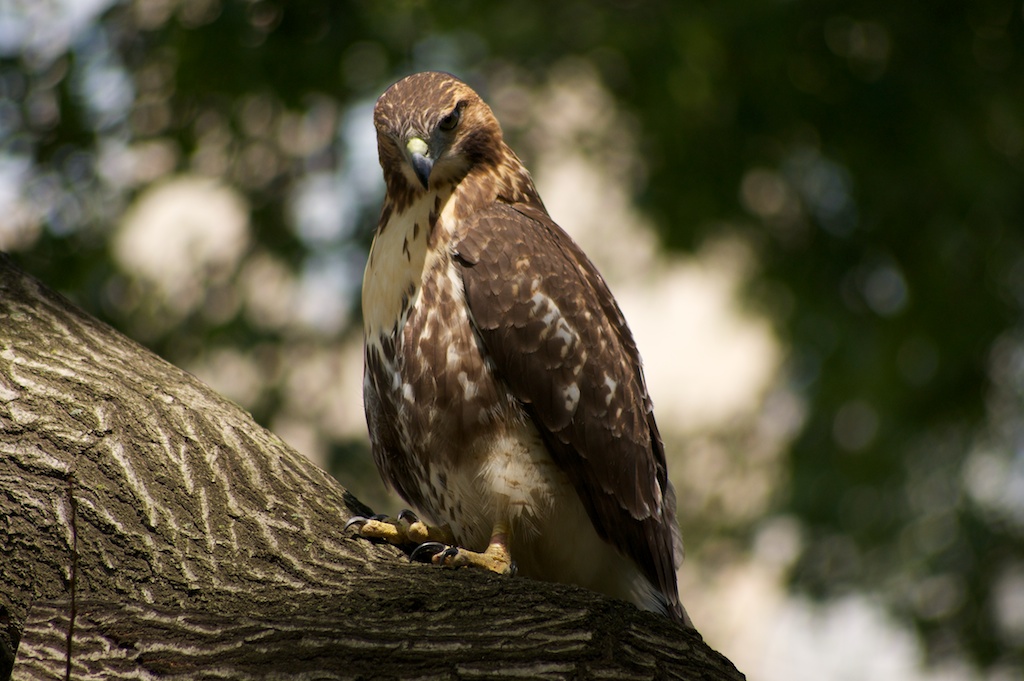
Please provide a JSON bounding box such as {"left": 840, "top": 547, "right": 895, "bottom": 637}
{"left": 0, "top": 254, "right": 744, "bottom": 680}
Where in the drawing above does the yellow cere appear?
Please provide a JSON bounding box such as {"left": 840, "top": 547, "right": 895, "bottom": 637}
{"left": 406, "top": 137, "right": 429, "bottom": 156}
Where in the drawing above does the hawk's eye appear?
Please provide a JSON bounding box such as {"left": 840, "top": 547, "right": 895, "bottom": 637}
{"left": 438, "top": 107, "right": 461, "bottom": 132}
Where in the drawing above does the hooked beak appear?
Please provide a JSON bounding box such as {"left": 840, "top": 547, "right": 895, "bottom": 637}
{"left": 406, "top": 137, "right": 433, "bottom": 189}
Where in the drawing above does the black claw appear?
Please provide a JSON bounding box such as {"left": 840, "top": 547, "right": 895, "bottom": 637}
{"left": 508, "top": 561, "right": 518, "bottom": 577}
{"left": 440, "top": 547, "right": 460, "bottom": 561}
{"left": 345, "top": 514, "right": 392, "bottom": 532}
{"left": 398, "top": 509, "right": 420, "bottom": 524}
{"left": 410, "top": 541, "right": 447, "bottom": 563}
{"left": 343, "top": 515, "right": 369, "bottom": 532}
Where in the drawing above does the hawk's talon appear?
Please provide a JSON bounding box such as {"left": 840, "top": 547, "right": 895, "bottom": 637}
{"left": 343, "top": 515, "right": 369, "bottom": 532}
{"left": 344, "top": 513, "right": 392, "bottom": 532}
{"left": 397, "top": 509, "right": 433, "bottom": 543}
{"left": 413, "top": 542, "right": 514, "bottom": 575}
{"left": 410, "top": 541, "right": 447, "bottom": 563}
{"left": 349, "top": 511, "right": 456, "bottom": 554}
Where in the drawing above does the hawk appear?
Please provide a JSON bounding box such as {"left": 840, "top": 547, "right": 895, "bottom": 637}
{"left": 350, "top": 71, "right": 692, "bottom": 626}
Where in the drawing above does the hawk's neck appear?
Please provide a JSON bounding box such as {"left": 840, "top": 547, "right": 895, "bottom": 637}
{"left": 362, "top": 188, "right": 448, "bottom": 342}
{"left": 362, "top": 159, "right": 541, "bottom": 344}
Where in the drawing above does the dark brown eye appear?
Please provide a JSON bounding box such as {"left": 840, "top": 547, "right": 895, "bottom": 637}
{"left": 438, "top": 107, "right": 461, "bottom": 132}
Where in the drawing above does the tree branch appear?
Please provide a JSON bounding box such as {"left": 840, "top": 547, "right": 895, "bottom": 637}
{"left": 0, "top": 254, "right": 743, "bottom": 680}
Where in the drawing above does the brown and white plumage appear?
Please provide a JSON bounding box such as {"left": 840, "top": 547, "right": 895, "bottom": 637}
{"left": 360, "top": 71, "right": 691, "bottom": 625}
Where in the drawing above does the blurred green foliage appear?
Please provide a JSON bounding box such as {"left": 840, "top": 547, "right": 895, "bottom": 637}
{"left": 3, "top": 0, "right": 1024, "bottom": 671}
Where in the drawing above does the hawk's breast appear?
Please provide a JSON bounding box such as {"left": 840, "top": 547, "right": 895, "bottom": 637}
{"left": 362, "top": 191, "right": 543, "bottom": 545}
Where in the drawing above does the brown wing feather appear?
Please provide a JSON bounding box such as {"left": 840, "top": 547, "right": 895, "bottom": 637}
{"left": 364, "top": 335, "right": 429, "bottom": 512}
{"left": 453, "top": 202, "right": 683, "bottom": 620}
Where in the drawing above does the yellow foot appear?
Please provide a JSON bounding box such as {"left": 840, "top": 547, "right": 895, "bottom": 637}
{"left": 344, "top": 510, "right": 454, "bottom": 547}
{"left": 410, "top": 525, "right": 515, "bottom": 576}
{"left": 437, "top": 543, "right": 515, "bottom": 575}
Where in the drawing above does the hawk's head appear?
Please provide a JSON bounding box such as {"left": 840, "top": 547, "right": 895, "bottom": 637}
{"left": 374, "top": 72, "right": 503, "bottom": 196}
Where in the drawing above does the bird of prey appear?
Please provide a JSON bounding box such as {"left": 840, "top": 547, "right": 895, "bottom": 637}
{"left": 350, "top": 71, "right": 691, "bottom": 626}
